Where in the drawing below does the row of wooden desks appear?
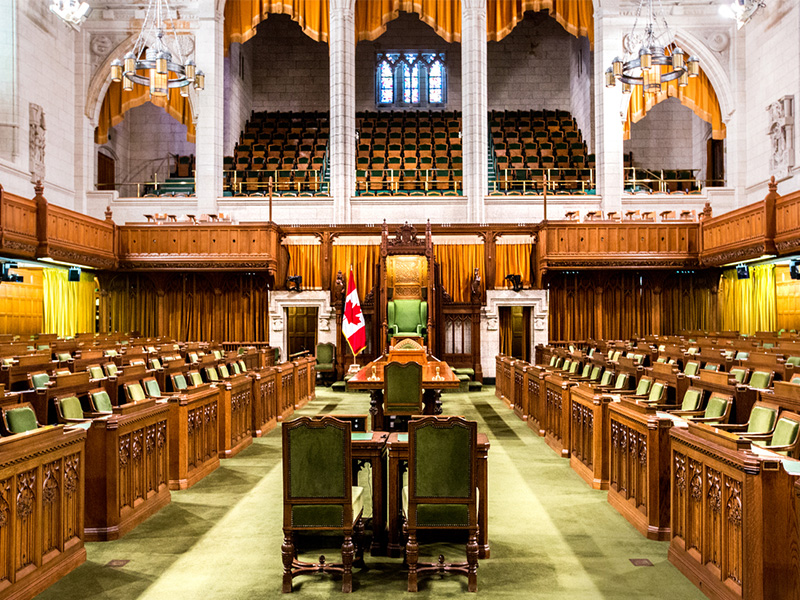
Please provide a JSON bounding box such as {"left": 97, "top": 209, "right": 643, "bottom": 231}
{"left": 350, "top": 431, "right": 491, "bottom": 559}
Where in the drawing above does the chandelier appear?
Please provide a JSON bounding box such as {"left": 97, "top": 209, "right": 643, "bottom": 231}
{"left": 605, "top": 0, "right": 699, "bottom": 95}
{"left": 110, "top": 0, "right": 203, "bottom": 98}
{"left": 49, "top": 0, "right": 92, "bottom": 30}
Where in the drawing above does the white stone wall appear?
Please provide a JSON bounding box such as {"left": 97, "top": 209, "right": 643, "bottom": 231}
{"left": 741, "top": 1, "right": 800, "bottom": 201}
{"left": 249, "top": 14, "right": 330, "bottom": 113}
{"left": 355, "top": 12, "right": 462, "bottom": 111}
{"left": 487, "top": 14, "right": 572, "bottom": 112}
{"left": 0, "top": 2, "right": 77, "bottom": 208}
{"left": 623, "top": 98, "right": 704, "bottom": 172}
{"left": 569, "top": 34, "right": 593, "bottom": 152}
{"left": 224, "top": 41, "right": 253, "bottom": 156}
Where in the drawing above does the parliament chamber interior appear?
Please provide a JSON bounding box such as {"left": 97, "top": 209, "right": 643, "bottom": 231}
{"left": 0, "top": 0, "right": 799, "bottom": 598}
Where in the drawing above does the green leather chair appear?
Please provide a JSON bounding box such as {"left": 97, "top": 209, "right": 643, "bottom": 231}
{"left": 729, "top": 367, "right": 749, "bottom": 384}
{"left": 743, "top": 413, "right": 800, "bottom": 457}
{"left": 103, "top": 362, "right": 118, "bottom": 377}
{"left": 171, "top": 373, "right": 189, "bottom": 391}
{"left": 387, "top": 299, "right": 428, "bottom": 341}
{"left": 124, "top": 382, "right": 147, "bottom": 403}
{"left": 231, "top": 362, "right": 241, "bottom": 375}
{"left": 597, "top": 371, "right": 613, "bottom": 386}
{"left": 143, "top": 377, "right": 163, "bottom": 398}
{"left": 748, "top": 370, "right": 773, "bottom": 389}
{"left": 627, "top": 376, "right": 653, "bottom": 398}
{"left": 29, "top": 371, "right": 51, "bottom": 390}
{"left": 785, "top": 356, "right": 800, "bottom": 367}
{"left": 683, "top": 361, "right": 700, "bottom": 377}
{"left": 673, "top": 392, "right": 731, "bottom": 424}
{"left": 664, "top": 387, "right": 705, "bottom": 412}
{"left": 1, "top": 403, "right": 40, "bottom": 435}
{"left": 54, "top": 395, "right": 86, "bottom": 424}
{"left": 316, "top": 343, "right": 336, "bottom": 385}
{"left": 88, "top": 364, "right": 105, "bottom": 380}
{"left": 149, "top": 358, "right": 162, "bottom": 370}
{"left": 187, "top": 371, "right": 203, "bottom": 387}
{"left": 717, "top": 402, "right": 778, "bottom": 435}
{"left": 237, "top": 359, "right": 247, "bottom": 373}
{"left": 89, "top": 389, "right": 114, "bottom": 413}
{"left": 404, "top": 416, "right": 479, "bottom": 592}
{"left": 204, "top": 367, "right": 220, "bottom": 382}
{"left": 281, "top": 416, "right": 364, "bottom": 593}
{"left": 384, "top": 361, "right": 423, "bottom": 418}
{"left": 218, "top": 364, "right": 230, "bottom": 378}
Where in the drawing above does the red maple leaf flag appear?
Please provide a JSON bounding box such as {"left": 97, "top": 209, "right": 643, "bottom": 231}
{"left": 342, "top": 267, "right": 366, "bottom": 356}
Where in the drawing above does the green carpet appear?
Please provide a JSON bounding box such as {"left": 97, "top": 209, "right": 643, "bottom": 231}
{"left": 37, "top": 387, "right": 704, "bottom": 598}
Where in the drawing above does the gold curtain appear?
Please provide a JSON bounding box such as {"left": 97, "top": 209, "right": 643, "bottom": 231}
{"left": 42, "top": 269, "right": 95, "bottom": 338}
{"left": 434, "top": 243, "right": 484, "bottom": 303}
{"left": 95, "top": 80, "right": 195, "bottom": 144}
{"left": 224, "top": 0, "right": 330, "bottom": 54}
{"left": 0, "top": 268, "right": 43, "bottom": 336}
{"left": 718, "top": 266, "right": 777, "bottom": 336}
{"left": 355, "top": 0, "right": 461, "bottom": 42}
{"left": 285, "top": 243, "right": 322, "bottom": 289}
{"left": 331, "top": 244, "right": 380, "bottom": 300}
{"left": 499, "top": 307, "right": 513, "bottom": 355}
{"left": 486, "top": 0, "right": 593, "bottom": 44}
{"left": 494, "top": 243, "right": 533, "bottom": 289}
{"left": 103, "top": 272, "right": 271, "bottom": 341}
{"left": 624, "top": 64, "right": 725, "bottom": 141}
{"left": 776, "top": 265, "right": 800, "bottom": 332}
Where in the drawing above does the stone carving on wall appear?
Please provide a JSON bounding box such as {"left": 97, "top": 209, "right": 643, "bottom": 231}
{"left": 29, "top": 104, "right": 45, "bottom": 183}
{"left": 767, "top": 95, "right": 795, "bottom": 180}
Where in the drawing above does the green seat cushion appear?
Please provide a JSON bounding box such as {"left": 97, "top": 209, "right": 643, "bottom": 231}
{"left": 681, "top": 389, "right": 702, "bottom": 411}
{"left": 92, "top": 390, "right": 113, "bottom": 412}
{"left": 402, "top": 485, "right": 470, "bottom": 527}
{"left": 635, "top": 378, "right": 652, "bottom": 395}
{"left": 729, "top": 368, "right": 747, "bottom": 384}
{"left": 704, "top": 395, "right": 728, "bottom": 419}
{"left": 127, "top": 383, "right": 146, "bottom": 402}
{"left": 31, "top": 372, "right": 50, "bottom": 389}
{"left": 747, "top": 406, "right": 777, "bottom": 434}
{"left": 291, "top": 486, "right": 364, "bottom": 528}
{"left": 144, "top": 379, "right": 161, "bottom": 397}
{"left": 219, "top": 365, "right": 230, "bottom": 378}
{"left": 453, "top": 368, "right": 475, "bottom": 376}
{"left": 456, "top": 374, "right": 470, "bottom": 382}
{"left": 749, "top": 371, "right": 771, "bottom": 389}
{"left": 786, "top": 356, "right": 800, "bottom": 367}
{"left": 599, "top": 371, "right": 612, "bottom": 386}
{"left": 88, "top": 366, "right": 105, "bottom": 379}
{"left": 647, "top": 382, "right": 664, "bottom": 403}
{"left": 59, "top": 396, "right": 84, "bottom": 420}
{"left": 189, "top": 372, "right": 203, "bottom": 386}
{"left": 684, "top": 362, "right": 699, "bottom": 377}
{"left": 6, "top": 407, "right": 38, "bottom": 433}
{"left": 173, "top": 374, "right": 188, "bottom": 390}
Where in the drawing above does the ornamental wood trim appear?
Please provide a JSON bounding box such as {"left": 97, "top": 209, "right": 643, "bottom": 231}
{"left": 0, "top": 188, "right": 38, "bottom": 259}
{"left": 700, "top": 200, "right": 776, "bottom": 266}
{"left": 38, "top": 203, "right": 116, "bottom": 269}
{"left": 775, "top": 190, "right": 800, "bottom": 255}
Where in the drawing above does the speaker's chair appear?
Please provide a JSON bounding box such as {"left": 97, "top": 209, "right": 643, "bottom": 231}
{"left": 387, "top": 299, "right": 428, "bottom": 341}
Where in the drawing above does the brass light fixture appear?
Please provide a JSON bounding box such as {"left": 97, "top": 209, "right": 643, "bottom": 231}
{"left": 109, "top": 0, "right": 203, "bottom": 98}
{"left": 605, "top": 0, "right": 699, "bottom": 95}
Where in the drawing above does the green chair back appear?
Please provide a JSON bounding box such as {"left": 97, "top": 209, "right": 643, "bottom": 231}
{"left": 553, "top": 357, "right": 563, "bottom": 369}
{"left": 5, "top": 406, "right": 38, "bottom": 433}
{"left": 126, "top": 382, "right": 146, "bottom": 402}
{"left": 703, "top": 363, "right": 719, "bottom": 371}
{"left": 144, "top": 379, "right": 161, "bottom": 398}
{"left": 589, "top": 366, "right": 601, "bottom": 381}
{"left": 562, "top": 359, "right": 572, "bottom": 371}
{"left": 762, "top": 343, "right": 775, "bottom": 349}
{"left": 411, "top": 419, "right": 475, "bottom": 500}
{"left": 316, "top": 343, "right": 335, "bottom": 368}
{"left": 735, "top": 351, "right": 749, "bottom": 360}
{"left": 684, "top": 361, "right": 699, "bottom": 377}
{"left": 656, "top": 357, "right": 666, "bottom": 363}
{"left": 729, "top": 367, "right": 748, "bottom": 384}
{"left": 770, "top": 418, "right": 800, "bottom": 452}
{"left": 681, "top": 389, "right": 703, "bottom": 411}
{"left": 205, "top": 367, "right": 219, "bottom": 382}
{"left": 189, "top": 352, "right": 199, "bottom": 363}
{"left": 219, "top": 364, "right": 230, "bottom": 378}
{"left": 213, "top": 350, "right": 223, "bottom": 359}
{"left": 388, "top": 299, "right": 427, "bottom": 336}
{"left": 104, "top": 363, "right": 118, "bottom": 376}
{"left": 747, "top": 405, "right": 778, "bottom": 434}
{"left": 31, "top": 372, "right": 50, "bottom": 389}
{"left": 599, "top": 371, "right": 612, "bottom": 386}
{"left": 793, "top": 375, "right": 800, "bottom": 384}
{"left": 173, "top": 374, "right": 188, "bottom": 391}
{"left": 647, "top": 382, "right": 665, "bottom": 403}
{"left": 59, "top": 396, "right": 84, "bottom": 420}
{"left": 238, "top": 359, "right": 247, "bottom": 372}
{"left": 610, "top": 350, "right": 621, "bottom": 361}
{"left": 150, "top": 358, "right": 162, "bottom": 370}
{"left": 549, "top": 356, "right": 557, "bottom": 367}
{"left": 91, "top": 390, "right": 113, "bottom": 412}
{"left": 580, "top": 364, "right": 591, "bottom": 377}
{"left": 786, "top": 356, "right": 800, "bottom": 367}
{"left": 231, "top": 362, "right": 241, "bottom": 374}
{"left": 384, "top": 362, "right": 423, "bottom": 414}
{"left": 614, "top": 373, "right": 627, "bottom": 389}
{"left": 569, "top": 361, "right": 579, "bottom": 374}
{"left": 635, "top": 378, "right": 652, "bottom": 395}
{"left": 88, "top": 365, "right": 104, "bottom": 379}
{"left": 704, "top": 394, "right": 729, "bottom": 419}
{"left": 57, "top": 352, "right": 71, "bottom": 361}
{"left": 189, "top": 371, "right": 203, "bottom": 386}
{"left": 749, "top": 371, "right": 771, "bottom": 389}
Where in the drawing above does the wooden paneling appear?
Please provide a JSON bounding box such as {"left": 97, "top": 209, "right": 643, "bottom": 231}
{"left": 569, "top": 382, "right": 613, "bottom": 490}
{"left": 0, "top": 187, "right": 38, "bottom": 259}
{"left": 0, "top": 426, "right": 86, "bottom": 600}
{"left": 38, "top": 203, "right": 116, "bottom": 270}
{"left": 167, "top": 385, "right": 220, "bottom": 490}
{"left": 513, "top": 360, "right": 528, "bottom": 421}
{"left": 117, "top": 223, "right": 281, "bottom": 272}
{"left": 249, "top": 366, "right": 277, "bottom": 437}
{"left": 775, "top": 189, "right": 800, "bottom": 256}
{"left": 543, "top": 371, "right": 575, "bottom": 457}
{"left": 700, "top": 197, "right": 776, "bottom": 266}
{"left": 777, "top": 265, "right": 800, "bottom": 332}
{"left": 276, "top": 361, "right": 295, "bottom": 422}
{"left": 216, "top": 374, "right": 253, "bottom": 459}
{"left": 0, "top": 268, "right": 43, "bottom": 336}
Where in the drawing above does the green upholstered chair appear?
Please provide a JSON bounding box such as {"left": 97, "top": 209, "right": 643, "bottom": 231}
{"left": 188, "top": 352, "right": 199, "bottom": 363}
{"left": 54, "top": 395, "right": 87, "bottom": 424}
{"left": 628, "top": 376, "right": 653, "bottom": 398}
{"left": 734, "top": 351, "right": 750, "bottom": 360}
{"left": 673, "top": 392, "right": 731, "bottom": 424}
{"left": 748, "top": 370, "right": 773, "bottom": 389}
{"left": 128, "top": 358, "right": 146, "bottom": 366}
{"left": 548, "top": 355, "right": 558, "bottom": 367}
{"left": 56, "top": 352, "right": 72, "bottom": 362}
{"left": 666, "top": 387, "right": 705, "bottom": 412}
{"left": 237, "top": 359, "right": 247, "bottom": 373}
{"left": 231, "top": 362, "right": 241, "bottom": 375}
{"left": 786, "top": 356, "right": 800, "bottom": 367}
{"left": 89, "top": 389, "right": 113, "bottom": 413}
{"left": 384, "top": 361, "right": 423, "bottom": 419}
{"left": 610, "top": 350, "right": 622, "bottom": 361}
{"left": 218, "top": 364, "right": 230, "bottom": 379}
{"left": 213, "top": 350, "right": 223, "bottom": 360}
{"left": 187, "top": 371, "right": 204, "bottom": 387}
{"left": 387, "top": 299, "right": 428, "bottom": 340}
{"left": 717, "top": 402, "right": 778, "bottom": 435}
{"left": 568, "top": 361, "right": 580, "bottom": 374}
{"left": 587, "top": 366, "right": 602, "bottom": 381}
{"left": 88, "top": 364, "right": 105, "bottom": 380}
{"left": 598, "top": 371, "right": 613, "bottom": 386}
{"left": 124, "top": 382, "right": 147, "bottom": 403}
{"left": 0, "top": 403, "right": 40, "bottom": 435}
{"left": 316, "top": 343, "right": 336, "bottom": 385}
{"left": 561, "top": 359, "right": 572, "bottom": 372}
{"left": 729, "top": 367, "right": 749, "bottom": 384}
{"left": 703, "top": 363, "right": 720, "bottom": 372}
{"left": 29, "top": 371, "right": 51, "bottom": 390}
{"left": 552, "top": 357, "right": 563, "bottom": 369}
{"left": 683, "top": 361, "right": 700, "bottom": 377}
{"left": 404, "top": 416, "right": 479, "bottom": 592}
{"left": 744, "top": 412, "right": 800, "bottom": 457}
{"left": 103, "top": 362, "right": 118, "bottom": 377}
{"left": 641, "top": 380, "right": 667, "bottom": 404}
{"left": 149, "top": 358, "right": 162, "bottom": 370}
{"left": 143, "top": 377, "right": 163, "bottom": 398}
{"left": 171, "top": 373, "right": 188, "bottom": 391}
{"left": 281, "top": 416, "right": 364, "bottom": 593}
{"left": 204, "top": 367, "right": 219, "bottom": 382}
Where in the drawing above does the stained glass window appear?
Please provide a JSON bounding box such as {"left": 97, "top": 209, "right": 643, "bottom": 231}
{"left": 403, "top": 62, "right": 420, "bottom": 104}
{"left": 376, "top": 51, "right": 446, "bottom": 108}
{"left": 378, "top": 59, "right": 394, "bottom": 104}
{"left": 428, "top": 59, "right": 444, "bottom": 104}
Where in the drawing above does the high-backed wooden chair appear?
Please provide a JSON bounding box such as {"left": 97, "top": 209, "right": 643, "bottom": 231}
{"left": 384, "top": 362, "right": 423, "bottom": 430}
{"left": 741, "top": 412, "right": 800, "bottom": 457}
{"left": 53, "top": 395, "right": 87, "bottom": 424}
{"left": 405, "top": 416, "right": 479, "bottom": 592}
{"left": 281, "top": 416, "right": 364, "bottom": 593}
{"left": 124, "top": 381, "right": 147, "bottom": 403}
{"left": 672, "top": 392, "right": 732, "bottom": 424}
{"left": 715, "top": 401, "right": 778, "bottom": 435}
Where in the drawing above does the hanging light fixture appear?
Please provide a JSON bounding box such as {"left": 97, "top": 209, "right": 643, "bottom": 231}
{"left": 605, "top": 0, "right": 699, "bottom": 95}
{"left": 718, "top": 0, "right": 766, "bottom": 30}
{"left": 109, "top": 0, "right": 203, "bottom": 99}
{"left": 49, "top": 0, "right": 92, "bottom": 30}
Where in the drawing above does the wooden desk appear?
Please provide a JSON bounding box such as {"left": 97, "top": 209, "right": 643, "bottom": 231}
{"left": 384, "top": 432, "right": 491, "bottom": 559}
{"left": 347, "top": 358, "right": 459, "bottom": 430}
{"left": 350, "top": 431, "right": 389, "bottom": 556}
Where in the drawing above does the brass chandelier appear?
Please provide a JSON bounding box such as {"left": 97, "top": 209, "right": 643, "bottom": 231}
{"left": 109, "top": 0, "right": 203, "bottom": 98}
{"left": 605, "top": 0, "right": 699, "bottom": 94}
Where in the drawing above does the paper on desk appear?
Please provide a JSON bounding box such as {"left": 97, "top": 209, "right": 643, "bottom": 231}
{"left": 351, "top": 432, "right": 373, "bottom": 441}
{"left": 656, "top": 411, "right": 689, "bottom": 427}
{"left": 781, "top": 459, "right": 800, "bottom": 476}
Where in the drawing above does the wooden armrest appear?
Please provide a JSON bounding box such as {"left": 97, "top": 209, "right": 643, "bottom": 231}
{"left": 648, "top": 402, "right": 679, "bottom": 411}
{"left": 713, "top": 423, "right": 749, "bottom": 431}
{"left": 759, "top": 443, "right": 795, "bottom": 453}
{"left": 739, "top": 432, "right": 772, "bottom": 440}
{"left": 687, "top": 416, "right": 725, "bottom": 423}
{"left": 670, "top": 409, "right": 705, "bottom": 417}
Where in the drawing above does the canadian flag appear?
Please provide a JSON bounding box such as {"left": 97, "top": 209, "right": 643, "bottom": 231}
{"left": 342, "top": 267, "right": 366, "bottom": 355}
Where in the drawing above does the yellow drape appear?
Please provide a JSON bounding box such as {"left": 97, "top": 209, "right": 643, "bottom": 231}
{"left": 719, "top": 265, "right": 776, "bottom": 336}
{"left": 776, "top": 265, "right": 800, "bottom": 332}
{"left": 285, "top": 243, "right": 322, "bottom": 289}
{"left": 434, "top": 244, "right": 484, "bottom": 303}
{"left": 331, "top": 245, "right": 380, "bottom": 301}
{"left": 487, "top": 0, "right": 593, "bottom": 45}
{"left": 224, "top": 0, "right": 330, "bottom": 54}
{"left": 42, "top": 269, "right": 95, "bottom": 338}
{"left": 95, "top": 80, "right": 195, "bottom": 144}
{"left": 499, "top": 306, "right": 513, "bottom": 355}
{"left": 494, "top": 243, "right": 533, "bottom": 289}
{"left": 356, "top": 0, "right": 461, "bottom": 42}
{"left": 624, "top": 64, "right": 725, "bottom": 140}
{"left": 0, "top": 268, "right": 43, "bottom": 336}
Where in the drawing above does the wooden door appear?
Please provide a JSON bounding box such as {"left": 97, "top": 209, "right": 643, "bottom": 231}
{"left": 97, "top": 152, "right": 115, "bottom": 191}
{"left": 287, "top": 307, "right": 317, "bottom": 356}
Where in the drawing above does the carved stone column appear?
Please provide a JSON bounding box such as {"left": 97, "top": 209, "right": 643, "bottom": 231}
{"left": 461, "top": 0, "right": 488, "bottom": 222}
{"left": 329, "top": 0, "right": 356, "bottom": 223}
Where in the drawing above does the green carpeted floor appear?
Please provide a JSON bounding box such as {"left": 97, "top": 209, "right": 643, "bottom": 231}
{"left": 38, "top": 387, "right": 704, "bottom": 599}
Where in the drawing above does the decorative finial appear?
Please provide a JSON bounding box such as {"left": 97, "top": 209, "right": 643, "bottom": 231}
{"left": 34, "top": 179, "right": 44, "bottom": 197}
{"left": 105, "top": 206, "right": 113, "bottom": 221}
{"left": 768, "top": 175, "right": 777, "bottom": 193}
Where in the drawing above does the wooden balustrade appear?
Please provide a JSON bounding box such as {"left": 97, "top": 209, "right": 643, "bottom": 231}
{"left": 37, "top": 198, "right": 116, "bottom": 270}
{"left": 0, "top": 426, "right": 86, "bottom": 599}
{"left": 84, "top": 399, "right": 170, "bottom": 541}
{"left": 608, "top": 398, "right": 673, "bottom": 540}
{"left": 700, "top": 196, "right": 776, "bottom": 266}
{"left": 775, "top": 188, "right": 800, "bottom": 256}
{"left": 216, "top": 374, "right": 253, "bottom": 459}
{"left": 0, "top": 186, "right": 38, "bottom": 259}
{"left": 166, "top": 384, "right": 220, "bottom": 490}
{"left": 249, "top": 366, "right": 277, "bottom": 437}
{"left": 569, "top": 382, "right": 613, "bottom": 489}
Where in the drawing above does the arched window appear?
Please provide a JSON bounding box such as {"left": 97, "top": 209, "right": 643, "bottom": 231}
{"left": 376, "top": 51, "right": 446, "bottom": 108}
